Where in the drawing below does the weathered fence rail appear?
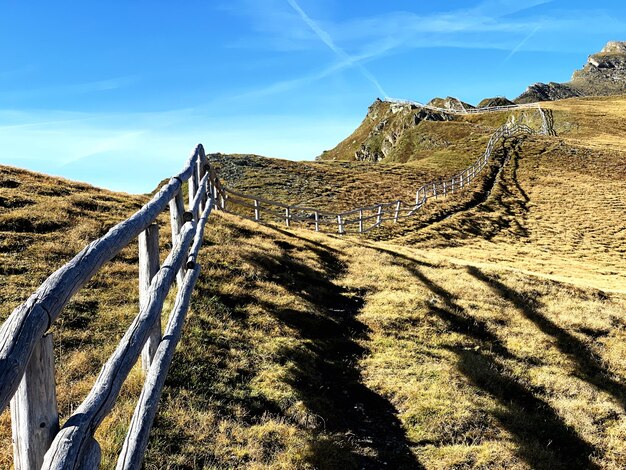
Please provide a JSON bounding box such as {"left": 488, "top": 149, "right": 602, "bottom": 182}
{"left": 384, "top": 97, "right": 542, "bottom": 115}
{"left": 0, "top": 144, "right": 216, "bottom": 469}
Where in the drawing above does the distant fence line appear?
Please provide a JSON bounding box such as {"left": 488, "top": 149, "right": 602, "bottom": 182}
{"left": 0, "top": 102, "right": 550, "bottom": 469}
{"left": 383, "top": 97, "right": 542, "bottom": 115}
{"left": 208, "top": 104, "right": 549, "bottom": 234}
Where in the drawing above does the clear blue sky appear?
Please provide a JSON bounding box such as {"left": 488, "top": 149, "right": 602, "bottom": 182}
{"left": 1, "top": 0, "right": 624, "bottom": 193}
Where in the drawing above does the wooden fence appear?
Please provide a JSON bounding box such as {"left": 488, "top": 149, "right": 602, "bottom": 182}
{"left": 207, "top": 120, "right": 542, "bottom": 234}
{"left": 0, "top": 103, "right": 547, "bottom": 469}
{"left": 384, "top": 97, "right": 543, "bottom": 115}
{"left": 0, "top": 144, "right": 215, "bottom": 469}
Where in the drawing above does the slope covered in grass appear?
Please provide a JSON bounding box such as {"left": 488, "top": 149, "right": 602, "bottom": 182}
{"left": 0, "top": 95, "right": 625, "bottom": 469}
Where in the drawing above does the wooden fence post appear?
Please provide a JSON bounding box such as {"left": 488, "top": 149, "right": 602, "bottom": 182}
{"left": 376, "top": 205, "right": 383, "bottom": 225}
{"left": 10, "top": 333, "right": 59, "bottom": 470}
{"left": 433, "top": 183, "right": 438, "bottom": 199}
{"left": 337, "top": 215, "right": 344, "bottom": 234}
{"left": 169, "top": 190, "right": 186, "bottom": 286}
{"left": 254, "top": 199, "right": 260, "bottom": 221}
{"left": 219, "top": 186, "right": 226, "bottom": 211}
{"left": 358, "top": 209, "right": 364, "bottom": 233}
{"left": 394, "top": 201, "right": 401, "bottom": 222}
{"left": 196, "top": 148, "right": 206, "bottom": 212}
{"left": 188, "top": 161, "right": 198, "bottom": 220}
{"left": 314, "top": 211, "right": 320, "bottom": 232}
{"left": 139, "top": 223, "right": 160, "bottom": 371}
{"left": 285, "top": 207, "right": 291, "bottom": 227}
{"left": 443, "top": 181, "right": 447, "bottom": 196}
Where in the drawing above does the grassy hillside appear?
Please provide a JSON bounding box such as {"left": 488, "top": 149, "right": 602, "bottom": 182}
{"left": 0, "top": 95, "right": 625, "bottom": 469}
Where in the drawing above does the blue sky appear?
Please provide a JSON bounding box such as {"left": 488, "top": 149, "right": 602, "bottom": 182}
{"left": 1, "top": 0, "right": 624, "bottom": 193}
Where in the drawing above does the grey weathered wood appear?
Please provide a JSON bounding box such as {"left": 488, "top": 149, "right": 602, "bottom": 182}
{"left": 0, "top": 172, "right": 188, "bottom": 415}
{"left": 169, "top": 190, "right": 187, "bottom": 287}
{"left": 314, "top": 211, "right": 319, "bottom": 232}
{"left": 116, "top": 265, "right": 201, "bottom": 470}
{"left": 41, "top": 222, "right": 196, "bottom": 470}
{"left": 337, "top": 215, "right": 344, "bottom": 234}
{"left": 285, "top": 207, "right": 291, "bottom": 227}
{"left": 254, "top": 199, "right": 260, "bottom": 221}
{"left": 186, "top": 197, "right": 214, "bottom": 269}
{"left": 189, "top": 173, "right": 209, "bottom": 222}
{"left": 394, "top": 201, "right": 401, "bottom": 222}
{"left": 169, "top": 190, "right": 185, "bottom": 245}
{"left": 77, "top": 437, "right": 101, "bottom": 470}
{"left": 188, "top": 159, "right": 199, "bottom": 220}
{"left": 358, "top": 209, "right": 364, "bottom": 233}
{"left": 196, "top": 145, "right": 207, "bottom": 212}
{"left": 139, "top": 223, "right": 160, "bottom": 371}
{"left": 10, "top": 333, "right": 59, "bottom": 470}
{"left": 376, "top": 205, "right": 383, "bottom": 225}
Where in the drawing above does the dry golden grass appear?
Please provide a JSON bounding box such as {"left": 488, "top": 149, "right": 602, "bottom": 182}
{"left": 541, "top": 95, "right": 626, "bottom": 151}
{"left": 0, "top": 95, "right": 625, "bottom": 469}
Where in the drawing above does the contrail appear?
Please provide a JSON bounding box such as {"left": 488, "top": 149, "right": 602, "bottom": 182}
{"left": 505, "top": 25, "right": 541, "bottom": 62}
{"left": 286, "top": 0, "right": 389, "bottom": 98}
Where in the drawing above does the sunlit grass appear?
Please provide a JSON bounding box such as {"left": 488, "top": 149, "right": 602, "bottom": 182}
{"left": 0, "top": 95, "right": 625, "bottom": 469}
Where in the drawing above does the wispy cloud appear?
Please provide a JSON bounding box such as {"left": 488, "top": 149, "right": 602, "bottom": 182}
{"left": 0, "top": 76, "right": 137, "bottom": 101}
{"left": 285, "top": 0, "right": 388, "bottom": 97}
{"left": 505, "top": 25, "right": 541, "bottom": 62}
{"left": 0, "top": 107, "right": 356, "bottom": 192}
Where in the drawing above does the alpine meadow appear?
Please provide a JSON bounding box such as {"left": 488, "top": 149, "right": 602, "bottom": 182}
{"left": 1, "top": 4, "right": 626, "bottom": 469}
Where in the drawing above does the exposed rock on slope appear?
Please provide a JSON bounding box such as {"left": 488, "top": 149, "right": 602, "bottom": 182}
{"left": 515, "top": 41, "right": 626, "bottom": 103}
{"left": 318, "top": 99, "right": 452, "bottom": 163}
{"left": 477, "top": 96, "right": 516, "bottom": 108}
{"left": 427, "top": 96, "right": 475, "bottom": 113}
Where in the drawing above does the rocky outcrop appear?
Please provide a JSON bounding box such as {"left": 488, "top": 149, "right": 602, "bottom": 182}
{"left": 515, "top": 82, "right": 582, "bottom": 104}
{"left": 354, "top": 105, "right": 451, "bottom": 162}
{"left": 477, "top": 96, "right": 516, "bottom": 108}
{"left": 427, "top": 96, "right": 475, "bottom": 113}
{"left": 515, "top": 41, "right": 626, "bottom": 103}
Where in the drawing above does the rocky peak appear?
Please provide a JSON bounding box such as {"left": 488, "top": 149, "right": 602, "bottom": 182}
{"left": 355, "top": 102, "right": 451, "bottom": 162}
{"left": 586, "top": 41, "right": 626, "bottom": 70}
{"left": 601, "top": 41, "right": 626, "bottom": 54}
{"left": 515, "top": 40, "right": 626, "bottom": 103}
{"left": 427, "top": 96, "right": 475, "bottom": 113}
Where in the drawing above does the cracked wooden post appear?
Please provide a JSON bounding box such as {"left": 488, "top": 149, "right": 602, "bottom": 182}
{"left": 394, "top": 201, "right": 401, "bottom": 223}
{"left": 337, "top": 214, "right": 344, "bottom": 234}
{"left": 208, "top": 167, "right": 219, "bottom": 205}
{"left": 254, "top": 199, "right": 260, "bottom": 221}
{"left": 196, "top": 147, "right": 206, "bottom": 212}
{"left": 358, "top": 209, "right": 364, "bottom": 233}
{"left": 188, "top": 158, "right": 198, "bottom": 220}
{"left": 169, "top": 190, "right": 186, "bottom": 286}
{"left": 11, "top": 333, "right": 59, "bottom": 470}
{"left": 376, "top": 205, "right": 383, "bottom": 224}
{"left": 443, "top": 181, "right": 447, "bottom": 196}
{"left": 314, "top": 211, "right": 320, "bottom": 232}
{"left": 218, "top": 183, "right": 226, "bottom": 211}
{"left": 285, "top": 207, "right": 291, "bottom": 227}
{"left": 139, "top": 223, "right": 160, "bottom": 371}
